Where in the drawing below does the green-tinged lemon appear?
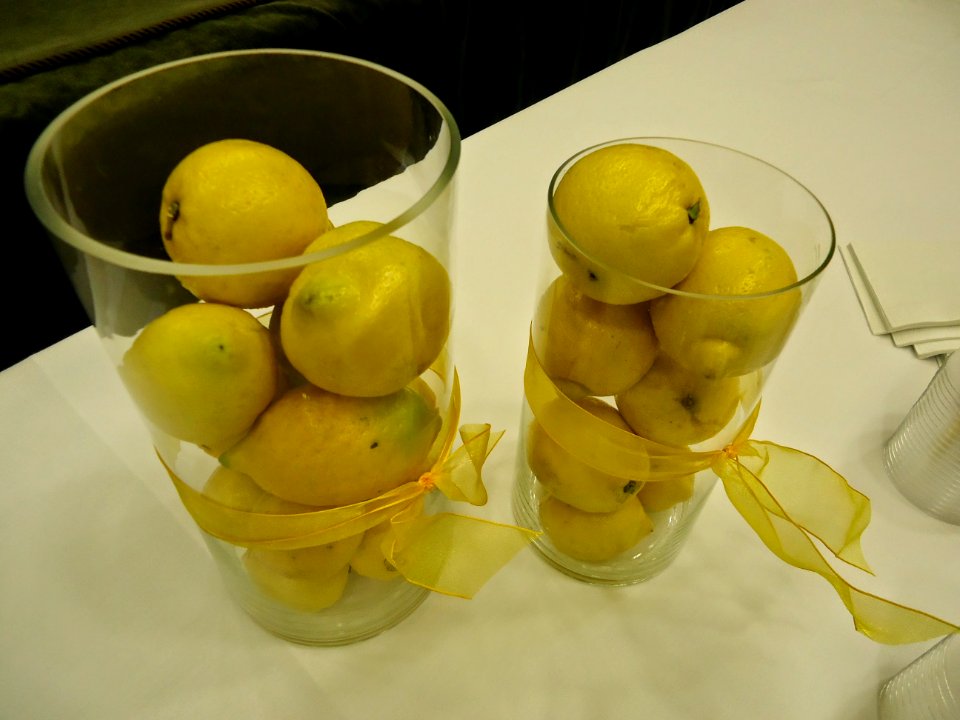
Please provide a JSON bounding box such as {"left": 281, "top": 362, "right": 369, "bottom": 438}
{"left": 281, "top": 221, "right": 450, "bottom": 397}
{"left": 221, "top": 383, "right": 441, "bottom": 506}
{"left": 120, "top": 302, "right": 278, "bottom": 454}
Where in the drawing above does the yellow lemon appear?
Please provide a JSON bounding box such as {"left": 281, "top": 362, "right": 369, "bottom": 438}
{"left": 160, "top": 138, "right": 329, "bottom": 308}
{"left": 650, "top": 226, "right": 801, "bottom": 378}
{"left": 350, "top": 496, "right": 425, "bottom": 581}
{"left": 281, "top": 221, "right": 451, "bottom": 397}
{"left": 202, "top": 465, "right": 318, "bottom": 514}
{"left": 203, "top": 465, "right": 267, "bottom": 510}
{"left": 350, "top": 521, "right": 400, "bottom": 581}
{"left": 550, "top": 143, "right": 709, "bottom": 304}
{"left": 527, "top": 397, "right": 648, "bottom": 513}
{"left": 120, "top": 302, "right": 278, "bottom": 454}
{"left": 206, "top": 467, "right": 362, "bottom": 612}
{"left": 638, "top": 474, "right": 696, "bottom": 513}
{"left": 220, "top": 383, "right": 441, "bottom": 506}
{"left": 243, "top": 553, "right": 352, "bottom": 613}
{"left": 265, "top": 302, "right": 311, "bottom": 390}
{"left": 245, "top": 535, "right": 362, "bottom": 584}
{"left": 615, "top": 353, "right": 740, "bottom": 447}
{"left": 351, "top": 520, "right": 400, "bottom": 581}
{"left": 539, "top": 494, "right": 653, "bottom": 563}
{"left": 534, "top": 274, "right": 658, "bottom": 397}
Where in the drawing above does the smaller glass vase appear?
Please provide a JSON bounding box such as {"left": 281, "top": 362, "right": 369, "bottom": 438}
{"left": 513, "top": 137, "right": 835, "bottom": 586}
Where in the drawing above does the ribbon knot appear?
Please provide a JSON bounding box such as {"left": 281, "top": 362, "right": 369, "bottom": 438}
{"left": 417, "top": 471, "right": 437, "bottom": 492}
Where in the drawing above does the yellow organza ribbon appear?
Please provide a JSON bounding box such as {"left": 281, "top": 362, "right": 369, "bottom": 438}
{"left": 161, "top": 370, "right": 538, "bottom": 600}
{"left": 524, "top": 336, "right": 960, "bottom": 644}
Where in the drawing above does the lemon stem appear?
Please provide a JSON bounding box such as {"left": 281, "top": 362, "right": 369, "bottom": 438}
{"left": 687, "top": 201, "right": 701, "bottom": 224}
{"left": 163, "top": 201, "right": 180, "bottom": 242}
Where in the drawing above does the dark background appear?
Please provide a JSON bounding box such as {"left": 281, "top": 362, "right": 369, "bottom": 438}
{"left": 1, "top": 0, "right": 741, "bottom": 370}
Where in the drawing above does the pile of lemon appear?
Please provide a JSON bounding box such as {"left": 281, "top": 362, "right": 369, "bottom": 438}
{"left": 120, "top": 139, "right": 451, "bottom": 612}
{"left": 529, "top": 143, "right": 801, "bottom": 564}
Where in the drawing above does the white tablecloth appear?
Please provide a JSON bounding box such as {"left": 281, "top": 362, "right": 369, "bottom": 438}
{"left": 4, "top": 1, "right": 960, "bottom": 717}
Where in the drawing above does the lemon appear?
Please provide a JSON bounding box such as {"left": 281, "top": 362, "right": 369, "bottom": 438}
{"left": 121, "top": 302, "right": 278, "bottom": 454}
{"left": 160, "top": 138, "right": 329, "bottom": 308}
{"left": 243, "top": 553, "right": 352, "bottom": 613}
{"left": 650, "top": 226, "right": 801, "bottom": 378}
{"left": 539, "top": 494, "right": 653, "bottom": 563}
{"left": 280, "top": 221, "right": 451, "bottom": 397}
{"left": 534, "top": 274, "right": 658, "bottom": 397}
{"left": 350, "top": 520, "right": 401, "bottom": 581}
{"left": 350, "top": 496, "right": 425, "bottom": 581}
{"left": 241, "top": 524, "right": 364, "bottom": 612}
{"left": 265, "top": 302, "right": 311, "bottom": 390}
{"left": 527, "top": 397, "right": 648, "bottom": 513}
{"left": 207, "top": 466, "right": 363, "bottom": 612}
{"left": 550, "top": 143, "right": 709, "bottom": 304}
{"left": 203, "top": 465, "right": 267, "bottom": 509}
{"left": 221, "top": 383, "right": 441, "bottom": 506}
{"left": 202, "top": 465, "right": 318, "bottom": 514}
{"left": 638, "top": 474, "right": 695, "bottom": 513}
{"left": 615, "top": 353, "right": 740, "bottom": 447}
{"left": 246, "top": 534, "right": 362, "bottom": 582}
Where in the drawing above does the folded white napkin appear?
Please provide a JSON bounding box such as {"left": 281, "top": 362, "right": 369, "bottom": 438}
{"left": 841, "top": 241, "right": 960, "bottom": 359}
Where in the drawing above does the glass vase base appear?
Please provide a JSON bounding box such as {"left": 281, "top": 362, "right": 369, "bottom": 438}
{"left": 204, "top": 534, "right": 430, "bottom": 647}
{"left": 512, "top": 464, "right": 713, "bottom": 587}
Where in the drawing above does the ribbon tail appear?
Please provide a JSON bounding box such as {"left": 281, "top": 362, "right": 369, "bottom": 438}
{"left": 739, "top": 441, "right": 873, "bottom": 573}
{"left": 386, "top": 511, "right": 540, "bottom": 599}
{"left": 716, "top": 456, "right": 960, "bottom": 644}
{"left": 431, "top": 424, "right": 503, "bottom": 506}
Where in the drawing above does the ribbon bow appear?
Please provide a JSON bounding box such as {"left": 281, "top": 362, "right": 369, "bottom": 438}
{"left": 161, "top": 370, "right": 538, "bottom": 600}
{"left": 524, "top": 335, "right": 959, "bottom": 644}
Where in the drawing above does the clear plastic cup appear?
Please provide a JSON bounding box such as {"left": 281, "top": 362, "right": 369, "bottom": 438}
{"left": 878, "top": 634, "right": 960, "bottom": 719}
{"left": 883, "top": 351, "right": 960, "bottom": 525}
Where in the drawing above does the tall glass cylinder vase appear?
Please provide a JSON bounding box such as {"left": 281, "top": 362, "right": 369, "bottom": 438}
{"left": 26, "top": 50, "right": 461, "bottom": 645}
{"left": 513, "top": 137, "right": 835, "bottom": 585}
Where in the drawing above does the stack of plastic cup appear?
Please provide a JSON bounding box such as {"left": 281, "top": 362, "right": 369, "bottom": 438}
{"left": 878, "top": 634, "right": 960, "bottom": 719}
{"left": 883, "top": 351, "right": 960, "bottom": 525}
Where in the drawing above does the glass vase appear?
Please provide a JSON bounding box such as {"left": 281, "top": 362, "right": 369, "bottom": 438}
{"left": 26, "top": 49, "right": 460, "bottom": 645}
{"left": 513, "top": 137, "right": 835, "bottom": 585}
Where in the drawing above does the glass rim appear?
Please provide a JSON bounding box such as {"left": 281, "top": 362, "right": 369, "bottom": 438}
{"left": 23, "top": 48, "right": 462, "bottom": 276}
{"left": 546, "top": 136, "right": 837, "bottom": 301}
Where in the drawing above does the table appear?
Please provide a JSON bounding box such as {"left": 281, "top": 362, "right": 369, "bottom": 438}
{"left": 3, "top": 0, "right": 959, "bottom": 717}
